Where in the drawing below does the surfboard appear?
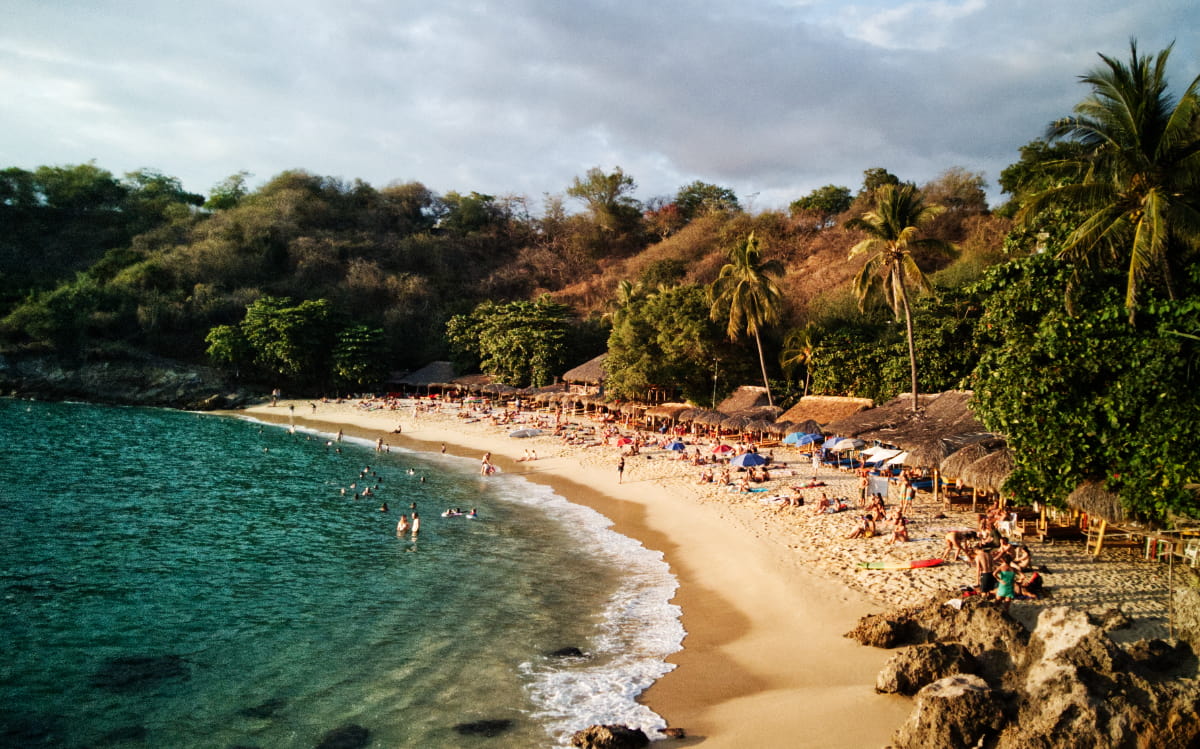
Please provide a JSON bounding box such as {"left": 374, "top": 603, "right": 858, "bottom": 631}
{"left": 857, "top": 558, "right": 944, "bottom": 570}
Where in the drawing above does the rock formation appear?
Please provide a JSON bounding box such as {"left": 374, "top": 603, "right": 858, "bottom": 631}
{"left": 0, "top": 352, "right": 249, "bottom": 410}
{"left": 848, "top": 595, "right": 1200, "bottom": 748}
{"left": 570, "top": 724, "right": 650, "bottom": 749}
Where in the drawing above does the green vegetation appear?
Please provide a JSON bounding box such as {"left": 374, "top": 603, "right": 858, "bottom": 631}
{"left": 2, "top": 41, "right": 1198, "bottom": 521}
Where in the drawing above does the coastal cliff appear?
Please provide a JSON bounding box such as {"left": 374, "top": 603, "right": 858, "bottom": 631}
{"left": 0, "top": 353, "right": 249, "bottom": 410}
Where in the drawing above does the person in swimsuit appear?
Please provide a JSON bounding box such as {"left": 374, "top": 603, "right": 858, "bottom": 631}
{"left": 995, "top": 560, "right": 1017, "bottom": 600}
{"left": 396, "top": 514, "right": 410, "bottom": 535}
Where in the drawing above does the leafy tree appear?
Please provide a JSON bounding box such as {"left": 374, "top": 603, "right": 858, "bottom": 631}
{"left": 858, "top": 167, "right": 902, "bottom": 198}
{"left": 446, "top": 296, "right": 572, "bottom": 387}
{"left": 606, "top": 284, "right": 740, "bottom": 403}
{"left": 708, "top": 232, "right": 784, "bottom": 405}
{"left": 205, "top": 171, "right": 252, "bottom": 211}
{"left": 333, "top": 324, "right": 388, "bottom": 390}
{"left": 240, "top": 296, "right": 339, "bottom": 385}
{"left": 847, "top": 183, "right": 956, "bottom": 410}
{"left": 436, "top": 191, "right": 502, "bottom": 234}
{"left": 674, "top": 181, "right": 740, "bottom": 219}
{"left": 971, "top": 252, "right": 1200, "bottom": 521}
{"left": 1020, "top": 41, "right": 1200, "bottom": 321}
{"left": 567, "top": 166, "right": 643, "bottom": 234}
{"left": 204, "top": 323, "right": 251, "bottom": 376}
{"left": 921, "top": 167, "right": 989, "bottom": 213}
{"left": 789, "top": 185, "right": 852, "bottom": 227}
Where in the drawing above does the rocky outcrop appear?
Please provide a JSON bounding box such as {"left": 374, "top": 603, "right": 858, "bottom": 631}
{"left": 1172, "top": 566, "right": 1200, "bottom": 652}
{"left": 570, "top": 724, "right": 649, "bottom": 749}
{"left": 891, "top": 674, "right": 1007, "bottom": 748}
{"left": 875, "top": 642, "right": 977, "bottom": 695}
{"left": 849, "top": 598, "right": 1200, "bottom": 748}
{"left": 0, "top": 353, "right": 251, "bottom": 410}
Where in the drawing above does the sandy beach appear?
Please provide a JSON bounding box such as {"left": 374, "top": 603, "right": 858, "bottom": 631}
{"left": 235, "top": 397, "right": 1175, "bottom": 747}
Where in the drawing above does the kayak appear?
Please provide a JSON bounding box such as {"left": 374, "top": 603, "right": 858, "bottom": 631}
{"left": 857, "top": 558, "right": 944, "bottom": 570}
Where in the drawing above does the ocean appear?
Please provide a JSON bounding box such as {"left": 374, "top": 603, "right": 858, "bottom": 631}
{"left": 0, "top": 398, "right": 682, "bottom": 748}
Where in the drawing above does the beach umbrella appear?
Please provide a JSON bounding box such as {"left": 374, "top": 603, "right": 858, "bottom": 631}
{"left": 823, "top": 435, "right": 844, "bottom": 448}
{"left": 784, "top": 432, "right": 821, "bottom": 446}
{"left": 730, "top": 452, "right": 768, "bottom": 467}
{"left": 885, "top": 451, "right": 910, "bottom": 466}
{"left": 712, "top": 444, "right": 734, "bottom": 454}
{"left": 509, "top": 428, "right": 542, "bottom": 438}
{"left": 666, "top": 440, "right": 687, "bottom": 452}
{"left": 616, "top": 436, "right": 633, "bottom": 446}
{"left": 830, "top": 438, "right": 865, "bottom": 452}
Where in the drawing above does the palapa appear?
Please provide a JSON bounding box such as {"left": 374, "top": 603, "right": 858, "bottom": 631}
{"left": 1066, "top": 480, "right": 1127, "bottom": 523}
{"left": 961, "top": 448, "right": 1014, "bottom": 494}
{"left": 561, "top": 354, "right": 608, "bottom": 385}
{"left": 940, "top": 441, "right": 994, "bottom": 477}
{"left": 777, "top": 395, "right": 874, "bottom": 429}
{"left": 715, "top": 386, "right": 772, "bottom": 414}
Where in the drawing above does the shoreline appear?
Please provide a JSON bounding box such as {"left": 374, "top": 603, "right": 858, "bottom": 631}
{"left": 231, "top": 398, "right": 1172, "bottom": 746}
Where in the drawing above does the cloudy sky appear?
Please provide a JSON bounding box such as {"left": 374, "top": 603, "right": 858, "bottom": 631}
{"left": 3, "top": 0, "right": 1197, "bottom": 211}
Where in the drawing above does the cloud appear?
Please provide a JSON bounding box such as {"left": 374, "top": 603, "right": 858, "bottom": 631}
{"left": 2, "top": 0, "right": 1197, "bottom": 209}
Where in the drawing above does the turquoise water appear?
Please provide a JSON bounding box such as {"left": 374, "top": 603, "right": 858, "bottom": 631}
{"left": 0, "top": 399, "right": 681, "bottom": 748}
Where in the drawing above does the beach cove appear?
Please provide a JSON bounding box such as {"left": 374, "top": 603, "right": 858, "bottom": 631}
{"left": 239, "top": 397, "right": 1176, "bottom": 746}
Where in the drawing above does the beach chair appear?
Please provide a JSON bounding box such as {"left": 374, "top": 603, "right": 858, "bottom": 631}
{"left": 1183, "top": 539, "right": 1200, "bottom": 568}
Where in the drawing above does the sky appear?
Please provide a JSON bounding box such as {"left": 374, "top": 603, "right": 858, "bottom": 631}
{"left": 3, "top": 0, "right": 1197, "bottom": 212}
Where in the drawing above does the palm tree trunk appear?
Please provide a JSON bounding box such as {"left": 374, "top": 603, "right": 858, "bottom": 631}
{"left": 895, "top": 267, "right": 919, "bottom": 412}
{"left": 754, "top": 332, "right": 773, "bottom": 406}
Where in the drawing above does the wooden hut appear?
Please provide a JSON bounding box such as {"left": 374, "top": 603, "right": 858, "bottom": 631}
{"left": 392, "top": 361, "right": 458, "bottom": 395}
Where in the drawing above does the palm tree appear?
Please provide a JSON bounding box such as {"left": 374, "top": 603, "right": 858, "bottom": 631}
{"left": 709, "top": 232, "right": 784, "bottom": 406}
{"left": 847, "top": 183, "right": 956, "bottom": 411}
{"left": 1021, "top": 41, "right": 1200, "bottom": 321}
{"left": 781, "top": 325, "right": 818, "bottom": 397}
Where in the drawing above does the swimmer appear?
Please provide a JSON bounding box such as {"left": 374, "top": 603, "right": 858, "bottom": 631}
{"left": 396, "top": 514, "right": 410, "bottom": 535}
{"left": 379, "top": 502, "right": 389, "bottom": 512}
{"left": 411, "top": 513, "right": 420, "bottom": 535}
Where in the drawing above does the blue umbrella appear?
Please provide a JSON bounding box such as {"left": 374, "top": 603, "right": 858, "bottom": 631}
{"left": 730, "top": 452, "right": 768, "bottom": 467}
{"left": 784, "top": 432, "right": 820, "bottom": 446}
{"left": 666, "top": 440, "right": 687, "bottom": 451}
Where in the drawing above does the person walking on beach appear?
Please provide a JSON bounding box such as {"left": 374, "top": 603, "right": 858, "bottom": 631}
{"left": 617, "top": 457, "right": 625, "bottom": 484}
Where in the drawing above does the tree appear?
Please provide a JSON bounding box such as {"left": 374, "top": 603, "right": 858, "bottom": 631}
{"left": 446, "top": 296, "right": 572, "bottom": 387}
{"left": 606, "top": 284, "right": 738, "bottom": 403}
{"left": 921, "top": 167, "right": 989, "bottom": 213}
{"left": 567, "top": 167, "right": 643, "bottom": 233}
{"left": 789, "top": 185, "right": 852, "bottom": 227}
{"left": 971, "top": 252, "right": 1200, "bottom": 521}
{"left": 847, "top": 183, "right": 956, "bottom": 411}
{"left": 1020, "top": 41, "right": 1200, "bottom": 321}
{"left": 333, "top": 324, "right": 388, "bottom": 390}
{"left": 708, "top": 232, "right": 784, "bottom": 405}
{"left": 674, "top": 180, "right": 740, "bottom": 219}
{"left": 780, "top": 324, "right": 818, "bottom": 397}
{"left": 240, "top": 296, "right": 339, "bottom": 385}
{"left": 205, "top": 171, "right": 252, "bottom": 211}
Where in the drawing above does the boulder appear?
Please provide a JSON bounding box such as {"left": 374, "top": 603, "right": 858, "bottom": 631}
{"left": 890, "top": 674, "right": 1006, "bottom": 748}
{"left": 1171, "top": 566, "right": 1200, "bottom": 652}
{"left": 570, "top": 724, "right": 649, "bottom": 749}
{"left": 546, "top": 646, "right": 586, "bottom": 658}
{"left": 875, "top": 642, "right": 977, "bottom": 695}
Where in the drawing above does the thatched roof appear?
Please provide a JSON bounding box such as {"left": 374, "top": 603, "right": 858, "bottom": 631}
{"left": 787, "top": 418, "right": 824, "bottom": 436}
{"left": 562, "top": 354, "right": 607, "bottom": 384}
{"left": 394, "top": 361, "right": 457, "bottom": 386}
{"left": 645, "top": 402, "right": 691, "bottom": 420}
{"left": 822, "top": 393, "right": 938, "bottom": 437}
{"left": 961, "top": 448, "right": 1014, "bottom": 493}
{"left": 940, "top": 441, "right": 994, "bottom": 477}
{"left": 716, "top": 386, "right": 771, "bottom": 414}
{"left": 778, "top": 395, "right": 874, "bottom": 428}
{"left": 1066, "top": 480, "right": 1127, "bottom": 523}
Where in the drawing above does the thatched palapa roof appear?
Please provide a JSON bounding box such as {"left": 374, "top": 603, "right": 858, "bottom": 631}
{"left": 393, "top": 361, "right": 457, "bottom": 386}
{"left": 716, "top": 386, "right": 771, "bottom": 414}
{"left": 961, "top": 448, "right": 1014, "bottom": 493}
{"left": 645, "top": 402, "right": 691, "bottom": 420}
{"left": 1066, "top": 480, "right": 1127, "bottom": 523}
{"left": 562, "top": 354, "right": 607, "bottom": 385}
{"left": 778, "top": 395, "right": 874, "bottom": 429}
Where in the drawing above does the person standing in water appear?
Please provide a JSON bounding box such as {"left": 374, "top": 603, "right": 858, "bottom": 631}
{"left": 411, "top": 512, "right": 420, "bottom": 535}
{"left": 396, "top": 514, "right": 410, "bottom": 535}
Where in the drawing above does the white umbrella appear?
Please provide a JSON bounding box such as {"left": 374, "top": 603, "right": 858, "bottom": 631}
{"left": 830, "top": 438, "right": 865, "bottom": 452}
{"left": 886, "top": 451, "right": 910, "bottom": 466}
